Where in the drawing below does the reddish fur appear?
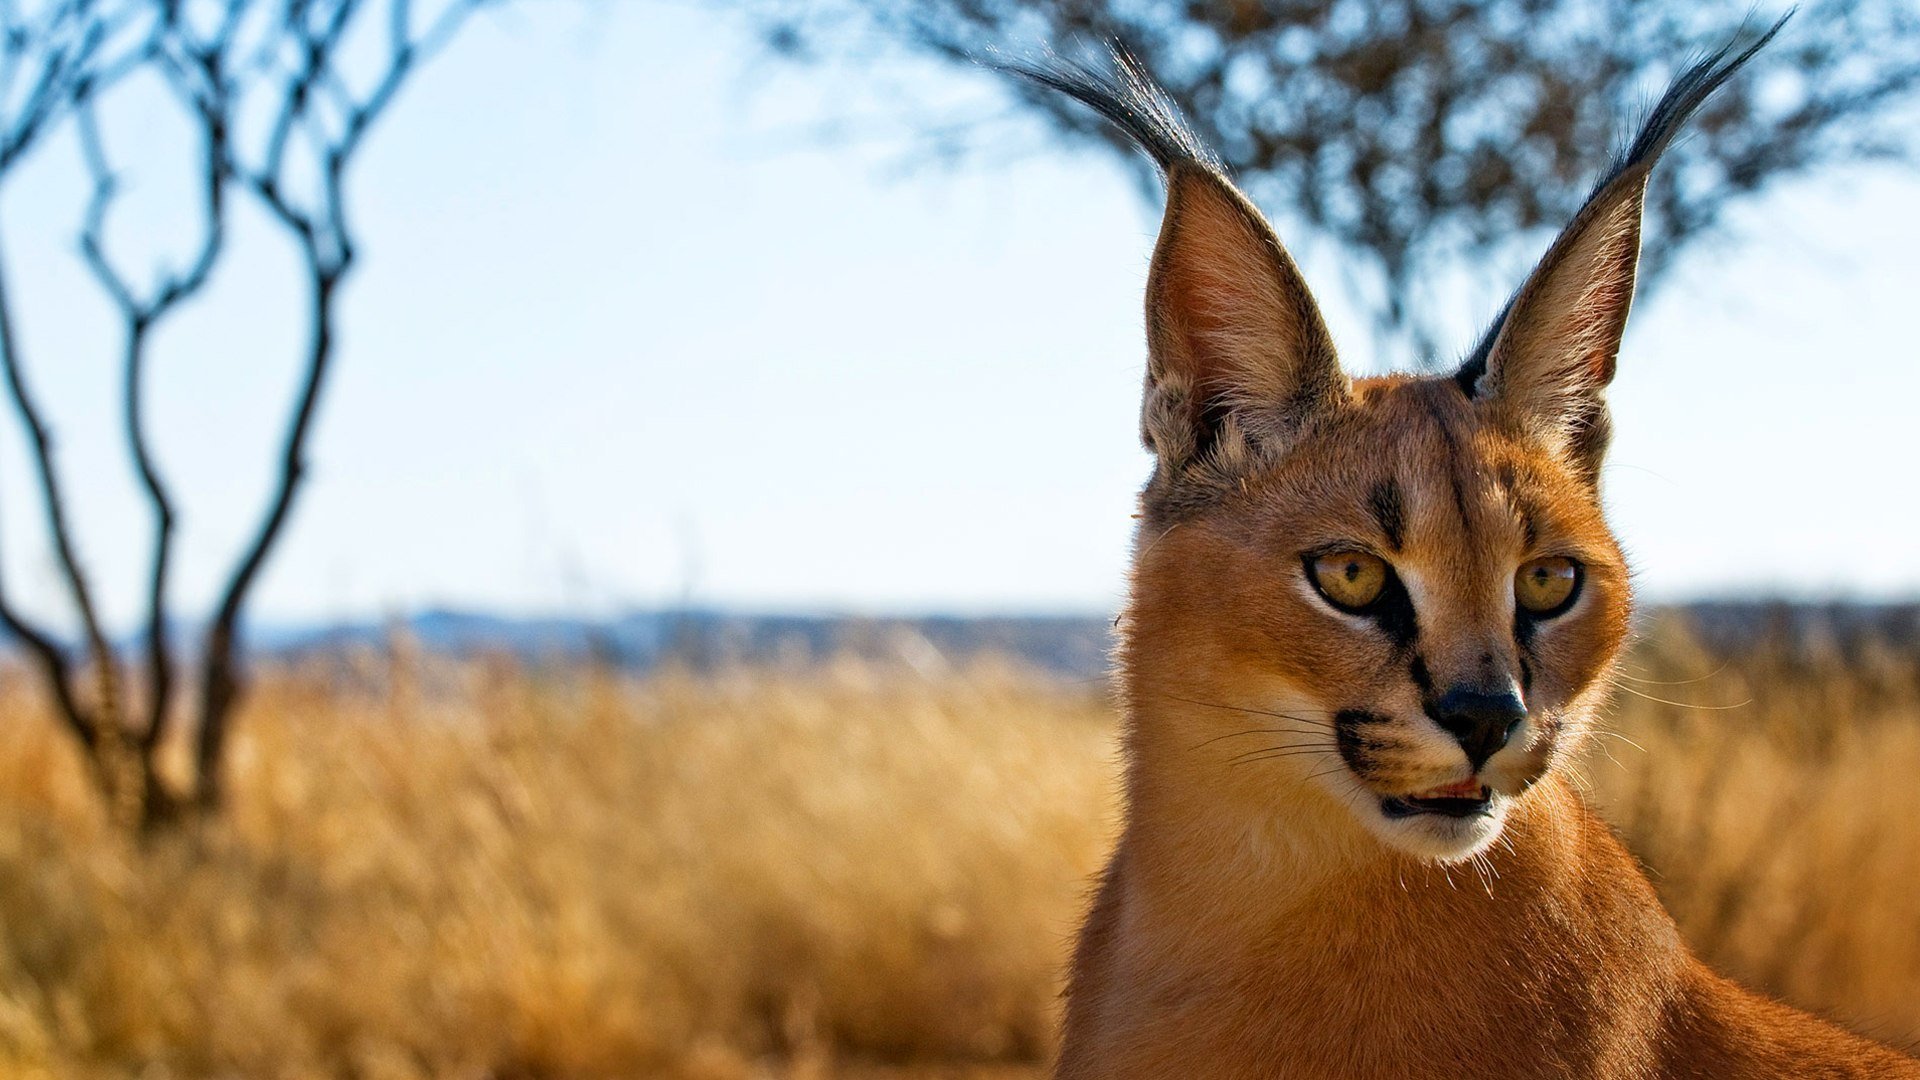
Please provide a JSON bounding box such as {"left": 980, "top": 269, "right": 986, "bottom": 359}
{"left": 1060, "top": 784, "right": 1916, "bottom": 1077}
{"left": 1054, "top": 377, "right": 1920, "bottom": 1078}
{"left": 1035, "top": 40, "right": 1915, "bottom": 1074}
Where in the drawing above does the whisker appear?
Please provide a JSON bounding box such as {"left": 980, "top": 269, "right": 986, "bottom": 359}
{"left": 1136, "top": 522, "right": 1182, "bottom": 558}
{"left": 1468, "top": 851, "right": 1496, "bottom": 897}
{"left": 1587, "top": 729, "right": 1648, "bottom": 755}
{"left": 1614, "top": 662, "right": 1730, "bottom": 687}
{"left": 1223, "top": 741, "right": 1326, "bottom": 764}
{"left": 1583, "top": 739, "right": 1624, "bottom": 776}
{"left": 1159, "top": 695, "right": 1332, "bottom": 726}
{"left": 1228, "top": 748, "right": 1341, "bottom": 767}
{"left": 1566, "top": 758, "right": 1595, "bottom": 789}
{"left": 1613, "top": 684, "right": 1751, "bottom": 711}
{"left": 1188, "top": 725, "right": 1327, "bottom": 751}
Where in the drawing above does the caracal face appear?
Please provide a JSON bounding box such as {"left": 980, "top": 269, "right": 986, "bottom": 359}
{"left": 1130, "top": 373, "right": 1630, "bottom": 863}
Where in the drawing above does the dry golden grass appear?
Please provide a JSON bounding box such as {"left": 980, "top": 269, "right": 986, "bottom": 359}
{"left": 1586, "top": 611, "right": 1920, "bottom": 1051}
{"left": 0, "top": 613, "right": 1912, "bottom": 1077}
{"left": 0, "top": 655, "right": 1110, "bottom": 1079}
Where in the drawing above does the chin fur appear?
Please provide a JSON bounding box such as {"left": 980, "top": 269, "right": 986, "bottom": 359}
{"left": 1319, "top": 767, "right": 1511, "bottom": 864}
{"left": 1368, "top": 796, "right": 1509, "bottom": 863}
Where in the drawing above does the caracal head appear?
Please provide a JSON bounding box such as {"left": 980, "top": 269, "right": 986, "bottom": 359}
{"left": 1022, "top": 42, "right": 1767, "bottom": 862}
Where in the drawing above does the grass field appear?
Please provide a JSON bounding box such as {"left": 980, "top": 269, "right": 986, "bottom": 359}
{"left": 0, "top": 610, "right": 1914, "bottom": 1078}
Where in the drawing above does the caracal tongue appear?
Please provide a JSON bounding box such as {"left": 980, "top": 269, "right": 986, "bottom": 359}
{"left": 1418, "top": 778, "right": 1487, "bottom": 799}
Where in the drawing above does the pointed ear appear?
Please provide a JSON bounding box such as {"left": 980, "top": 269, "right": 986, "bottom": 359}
{"left": 1460, "top": 168, "right": 1649, "bottom": 476}
{"left": 1141, "top": 165, "right": 1347, "bottom": 470}
{"left": 1457, "top": 16, "right": 1787, "bottom": 482}
{"left": 995, "top": 48, "right": 1348, "bottom": 492}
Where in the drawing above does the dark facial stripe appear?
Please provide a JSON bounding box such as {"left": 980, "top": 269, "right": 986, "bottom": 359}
{"left": 1335, "top": 709, "right": 1394, "bottom": 779}
{"left": 1368, "top": 574, "right": 1419, "bottom": 652}
{"left": 1498, "top": 463, "right": 1541, "bottom": 549}
{"left": 1368, "top": 480, "right": 1406, "bottom": 551}
{"left": 1513, "top": 611, "right": 1543, "bottom": 695}
{"left": 1422, "top": 401, "right": 1473, "bottom": 532}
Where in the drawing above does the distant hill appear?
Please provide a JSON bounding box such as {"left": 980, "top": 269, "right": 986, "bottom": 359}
{"left": 247, "top": 600, "right": 1920, "bottom": 680}
{"left": 258, "top": 608, "right": 1120, "bottom": 679}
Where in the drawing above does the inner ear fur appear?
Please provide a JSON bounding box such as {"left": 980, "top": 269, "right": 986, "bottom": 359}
{"left": 1142, "top": 166, "right": 1347, "bottom": 472}
{"left": 1471, "top": 169, "right": 1649, "bottom": 474}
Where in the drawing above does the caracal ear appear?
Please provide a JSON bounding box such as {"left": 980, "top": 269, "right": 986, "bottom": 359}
{"left": 998, "top": 49, "right": 1346, "bottom": 484}
{"left": 1141, "top": 166, "right": 1346, "bottom": 470}
{"left": 1457, "top": 16, "right": 1787, "bottom": 482}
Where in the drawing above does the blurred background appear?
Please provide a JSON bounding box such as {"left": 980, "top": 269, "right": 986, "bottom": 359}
{"left": 0, "top": 0, "right": 1916, "bottom": 1076}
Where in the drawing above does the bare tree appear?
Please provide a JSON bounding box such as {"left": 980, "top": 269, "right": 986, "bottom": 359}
{"left": 751, "top": 0, "right": 1920, "bottom": 363}
{"left": 0, "top": 0, "right": 487, "bottom": 828}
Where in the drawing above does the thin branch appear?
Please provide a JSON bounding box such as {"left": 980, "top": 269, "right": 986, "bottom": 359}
{"left": 75, "top": 103, "right": 137, "bottom": 314}
{"left": 0, "top": 239, "right": 93, "bottom": 751}
{"left": 0, "top": 227, "right": 121, "bottom": 738}
{"left": 255, "top": 0, "right": 354, "bottom": 190}
{"left": 137, "top": 108, "right": 224, "bottom": 752}
{"left": 77, "top": 67, "right": 230, "bottom": 749}
{"left": 0, "top": 0, "right": 488, "bottom": 816}
{"left": 0, "top": 16, "right": 80, "bottom": 167}
{"left": 123, "top": 321, "right": 177, "bottom": 749}
{"left": 193, "top": 0, "right": 489, "bottom": 804}
{"left": 0, "top": 0, "right": 163, "bottom": 816}
{"left": 0, "top": 595, "right": 95, "bottom": 748}
{"left": 2, "top": 0, "right": 157, "bottom": 168}
{"left": 193, "top": 263, "right": 335, "bottom": 802}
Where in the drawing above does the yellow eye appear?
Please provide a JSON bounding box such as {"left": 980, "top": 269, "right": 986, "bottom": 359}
{"left": 1515, "top": 556, "right": 1581, "bottom": 616}
{"left": 1309, "top": 551, "right": 1389, "bottom": 611}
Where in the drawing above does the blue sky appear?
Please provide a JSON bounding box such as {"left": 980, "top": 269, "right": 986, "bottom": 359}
{"left": 0, "top": 0, "right": 1917, "bottom": 632}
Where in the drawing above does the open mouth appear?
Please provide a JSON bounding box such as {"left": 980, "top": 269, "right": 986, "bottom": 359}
{"left": 1380, "top": 783, "right": 1493, "bottom": 820}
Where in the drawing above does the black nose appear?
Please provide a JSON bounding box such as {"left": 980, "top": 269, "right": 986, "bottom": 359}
{"left": 1429, "top": 686, "right": 1526, "bottom": 770}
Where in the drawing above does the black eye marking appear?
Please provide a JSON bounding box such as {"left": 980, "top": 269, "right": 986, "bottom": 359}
{"left": 1367, "top": 481, "right": 1405, "bottom": 551}
{"left": 1408, "top": 656, "right": 1434, "bottom": 694}
{"left": 1368, "top": 575, "right": 1418, "bottom": 651}
{"left": 1514, "top": 608, "right": 1537, "bottom": 652}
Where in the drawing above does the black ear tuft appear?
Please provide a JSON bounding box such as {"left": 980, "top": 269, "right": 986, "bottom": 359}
{"left": 1456, "top": 13, "right": 1790, "bottom": 398}
{"left": 986, "top": 46, "right": 1220, "bottom": 177}
{"left": 1612, "top": 13, "right": 1792, "bottom": 186}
